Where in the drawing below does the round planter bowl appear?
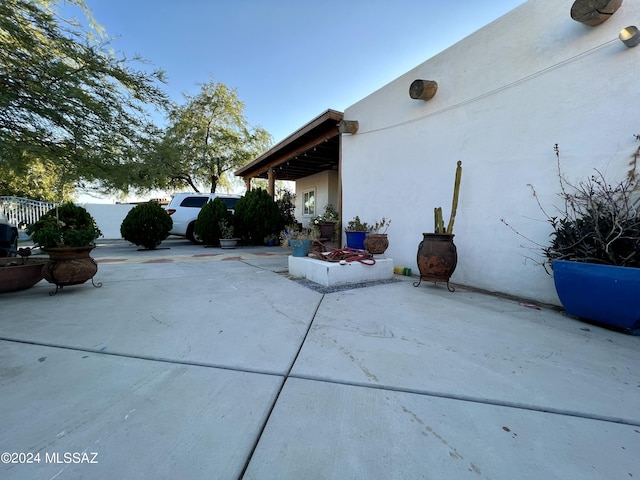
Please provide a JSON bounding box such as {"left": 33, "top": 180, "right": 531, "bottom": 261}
{"left": 553, "top": 260, "right": 640, "bottom": 334}
{"left": 364, "top": 233, "right": 389, "bottom": 255}
{"left": 42, "top": 246, "right": 98, "bottom": 287}
{"left": 0, "top": 258, "right": 48, "bottom": 293}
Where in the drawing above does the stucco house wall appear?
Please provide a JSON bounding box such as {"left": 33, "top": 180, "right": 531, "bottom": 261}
{"left": 342, "top": 0, "right": 639, "bottom": 305}
{"left": 296, "top": 170, "right": 339, "bottom": 227}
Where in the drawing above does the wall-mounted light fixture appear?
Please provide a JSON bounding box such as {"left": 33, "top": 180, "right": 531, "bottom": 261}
{"left": 619, "top": 26, "right": 640, "bottom": 47}
{"left": 570, "top": 0, "right": 623, "bottom": 26}
{"left": 338, "top": 120, "right": 359, "bottom": 134}
{"left": 409, "top": 79, "right": 438, "bottom": 101}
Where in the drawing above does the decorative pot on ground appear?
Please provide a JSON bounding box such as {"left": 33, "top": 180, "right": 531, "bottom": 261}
{"left": 0, "top": 257, "right": 48, "bottom": 293}
{"left": 290, "top": 239, "right": 311, "bottom": 257}
{"left": 219, "top": 238, "right": 238, "bottom": 249}
{"left": 42, "top": 246, "right": 101, "bottom": 294}
{"left": 553, "top": 260, "right": 640, "bottom": 334}
{"left": 364, "top": 233, "right": 389, "bottom": 255}
{"left": 414, "top": 233, "right": 458, "bottom": 291}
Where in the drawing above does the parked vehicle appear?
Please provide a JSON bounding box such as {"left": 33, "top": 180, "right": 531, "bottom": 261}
{"left": 165, "top": 193, "right": 241, "bottom": 244}
{"left": 0, "top": 210, "right": 18, "bottom": 257}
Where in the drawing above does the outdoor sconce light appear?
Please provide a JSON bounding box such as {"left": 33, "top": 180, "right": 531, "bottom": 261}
{"left": 409, "top": 79, "right": 438, "bottom": 101}
{"left": 619, "top": 26, "right": 640, "bottom": 47}
{"left": 338, "top": 120, "right": 359, "bottom": 134}
{"left": 570, "top": 0, "right": 623, "bottom": 26}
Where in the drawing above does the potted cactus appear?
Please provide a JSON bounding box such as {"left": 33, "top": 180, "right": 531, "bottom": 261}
{"left": 415, "top": 161, "right": 462, "bottom": 291}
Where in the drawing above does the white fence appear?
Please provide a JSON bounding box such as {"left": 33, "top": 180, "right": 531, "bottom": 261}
{"left": 0, "top": 196, "right": 58, "bottom": 228}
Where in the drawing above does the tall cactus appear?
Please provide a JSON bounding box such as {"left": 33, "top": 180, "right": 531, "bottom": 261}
{"left": 434, "top": 161, "right": 463, "bottom": 234}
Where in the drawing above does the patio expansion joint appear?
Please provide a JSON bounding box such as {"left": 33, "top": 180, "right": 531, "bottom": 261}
{"left": 285, "top": 373, "right": 640, "bottom": 428}
{"left": 0, "top": 337, "right": 284, "bottom": 379}
{"left": 238, "top": 292, "right": 326, "bottom": 479}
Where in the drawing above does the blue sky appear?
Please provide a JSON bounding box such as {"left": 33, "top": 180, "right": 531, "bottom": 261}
{"left": 75, "top": 0, "right": 525, "bottom": 145}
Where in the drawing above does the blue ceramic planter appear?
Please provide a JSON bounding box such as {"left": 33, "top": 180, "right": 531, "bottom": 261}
{"left": 345, "top": 231, "right": 366, "bottom": 250}
{"left": 290, "top": 239, "right": 311, "bottom": 257}
{"left": 553, "top": 260, "right": 640, "bottom": 334}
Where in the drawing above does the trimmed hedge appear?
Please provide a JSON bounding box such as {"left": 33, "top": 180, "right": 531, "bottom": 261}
{"left": 120, "top": 201, "right": 172, "bottom": 250}
{"left": 194, "top": 197, "right": 231, "bottom": 246}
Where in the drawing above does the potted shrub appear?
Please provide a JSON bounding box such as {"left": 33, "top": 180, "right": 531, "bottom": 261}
{"left": 364, "top": 217, "right": 391, "bottom": 255}
{"left": 280, "top": 225, "right": 316, "bottom": 257}
{"left": 26, "top": 203, "right": 102, "bottom": 293}
{"left": 344, "top": 216, "right": 370, "bottom": 250}
{"left": 120, "top": 201, "right": 172, "bottom": 250}
{"left": 415, "top": 161, "right": 462, "bottom": 291}
{"left": 312, "top": 204, "right": 340, "bottom": 240}
{"left": 542, "top": 142, "right": 640, "bottom": 333}
{"left": 219, "top": 220, "right": 239, "bottom": 249}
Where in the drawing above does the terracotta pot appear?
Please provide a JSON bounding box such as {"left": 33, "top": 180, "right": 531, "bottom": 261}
{"left": 0, "top": 257, "right": 48, "bottom": 293}
{"left": 415, "top": 233, "right": 457, "bottom": 288}
{"left": 364, "top": 233, "right": 389, "bottom": 254}
{"left": 42, "top": 246, "right": 98, "bottom": 288}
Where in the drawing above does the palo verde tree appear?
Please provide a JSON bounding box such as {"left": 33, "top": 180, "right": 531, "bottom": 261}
{"left": 159, "top": 77, "right": 271, "bottom": 193}
{"left": 0, "top": 0, "right": 168, "bottom": 200}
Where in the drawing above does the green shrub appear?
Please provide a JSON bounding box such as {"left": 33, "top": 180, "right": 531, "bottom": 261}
{"left": 27, "top": 203, "right": 101, "bottom": 248}
{"left": 276, "top": 188, "right": 296, "bottom": 226}
{"left": 234, "top": 188, "right": 284, "bottom": 245}
{"left": 120, "top": 201, "right": 172, "bottom": 250}
{"left": 194, "top": 197, "right": 231, "bottom": 246}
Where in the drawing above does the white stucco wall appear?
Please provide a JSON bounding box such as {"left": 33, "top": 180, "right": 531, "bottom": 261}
{"left": 80, "top": 204, "right": 135, "bottom": 240}
{"left": 342, "top": 0, "right": 639, "bottom": 305}
{"left": 296, "top": 170, "right": 339, "bottom": 227}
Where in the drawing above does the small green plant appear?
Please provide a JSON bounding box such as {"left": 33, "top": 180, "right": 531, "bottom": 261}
{"left": 345, "top": 216, "right": 370, "bottom": 232}
{"left": 120, "top": 201, "right": 172, "bottom": 250}
{"left": 27, "top": 203, "right": 101, "bottom": 248}
{"left": 219, "top": 219, "right": 235, "bottom": 239}
{"left": 194, "top": 197, "right": 231, "bottom": 246}
{"left": 312, "top": 204, "right": 339, "bottom": 226}
{"left": 369, "top": 217, "right": 391, "bottom": 234}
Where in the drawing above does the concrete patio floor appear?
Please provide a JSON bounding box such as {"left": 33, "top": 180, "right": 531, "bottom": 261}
{"left": 1, "top": 238, "right": 638, "bottom": 480}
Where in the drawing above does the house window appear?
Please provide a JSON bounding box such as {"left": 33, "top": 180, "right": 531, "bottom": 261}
{"left": 303, "top": 189, "right": 315, "bottom": 216}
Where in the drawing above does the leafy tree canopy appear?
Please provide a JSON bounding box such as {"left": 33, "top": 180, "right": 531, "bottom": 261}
{"left": 0, "top": 0, "right": 168, "bottom": 200}
{"left": 154, "top": 77, "right": 272, "bottom": 194}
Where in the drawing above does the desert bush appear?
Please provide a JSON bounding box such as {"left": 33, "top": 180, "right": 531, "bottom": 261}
{"left": 120, "top": 202, "right": 172, "bottom": 250}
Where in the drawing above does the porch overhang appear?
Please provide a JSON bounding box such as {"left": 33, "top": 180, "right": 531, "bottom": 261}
{"left": 235, "top": 109, "right": 343, "bottom": 182}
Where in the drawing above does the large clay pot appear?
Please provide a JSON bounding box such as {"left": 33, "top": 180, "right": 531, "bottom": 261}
{"left": 364, "top": 233, "right": 389, "bottom": 255}
{"left": 42, "top": 246, "right": 100, "bottom": 292}
{"left": 415, "top": 233, "right": 457, "bottom": 290}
